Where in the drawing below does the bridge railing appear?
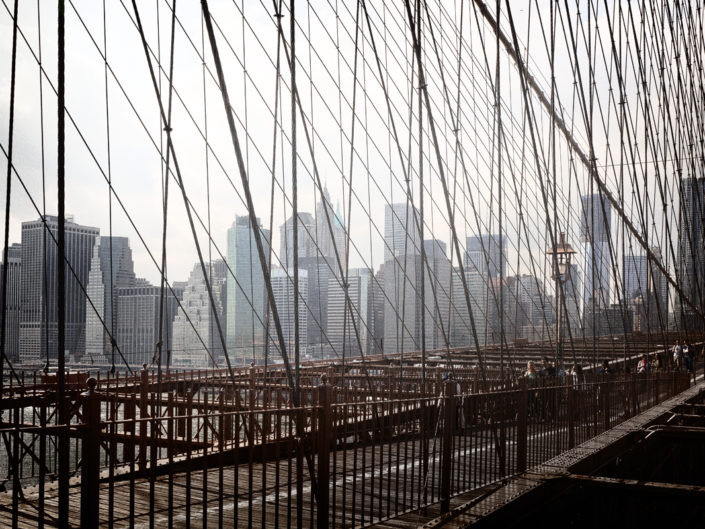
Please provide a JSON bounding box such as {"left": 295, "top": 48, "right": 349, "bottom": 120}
{"left": 0, "top": 370, "right": 691, "bottom": 528}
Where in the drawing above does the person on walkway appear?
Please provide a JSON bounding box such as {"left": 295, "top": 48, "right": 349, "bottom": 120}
{"left": 637, "top": 355, "right": 649, "bottom": 375}
{"left": 683, "top": 343, "right": 693, "bottom": 373}
{"left": 673, "top": 340, "right": 683, "bottom": 371}
{"left": 524, "top": 361, "right": 539, "bottom": 382}
{"left": 598, "top": 359, "right": 613, "bottom": 375}
{"left": 540, "top": 356, "right": 556, "bottom": 378}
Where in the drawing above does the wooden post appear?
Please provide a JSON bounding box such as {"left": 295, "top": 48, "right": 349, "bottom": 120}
{"left": 517, "top": 378, "right": 528, "bottom": 472}
{"left": 316, "top": 375, "right": 332, "bottom": 529}
{"left": 440, "top": 379, "right": 456, "bottom": 513}
{"left": 81, "top": 378, "right": 100, "bottom": 528}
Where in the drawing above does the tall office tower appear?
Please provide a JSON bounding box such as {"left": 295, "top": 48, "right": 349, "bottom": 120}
{"left": 650, "top": 247, "right": 668, "bottom": 326}
{"left": 449, "top": 267, "right": 488, "bottom": 348}
{"left": 116, "top": 280, "right": 180, "bottom": 366}
{"left": 280, "top": 212, "right": 316, "bottom": 267}
{"left": 327, "top": 268, "right": 374, "bottom": 357}
{"left": 85, "top": 236, "right": 136, "bottom": 362}
{"left": 171, "top": 260, "right": 227, "bottom": 367}
{"left": 563, "top": 263, "right": 582, "bottom": 339}
{"left": 0, "top": 243, "right": 22, "bottom": 362}
{"left": 580, "top": 193, "right": 612, "bottom": 320}
{"left": 423, "top": 240, "right": 451, "bottom": 351}
{"left": 625, "top": 250, "right": 669, "bottom": 332}
{"left": 298, "top": 255, "right": 334, "bottom": 354}
{"left": 19, "top": 216, "right": 100, "bottom": 363}
{"left": 505, "top": 274, "right": 544, "bottom": 340}
{"left": 315, "top": 186, "right": 347, "bottom": 267}
{"left": 384, "top": 202, "right": 420, "bottom": 263}
{"left": 464, "top": 234, "right": 506, "bottom": 278}
{"left": 227, "top": 216, "right": 270, "bottom": 364}
{"left": 269, "top": 268, "right": 308, "bottom": 359}
{"left": 383, "top": 254, "right": 425, "bottom": 354}
{"left": 678, "top": 177, "right": 705, "bottom": 328}
{"left": 623, "top": 254, "right": 649, "bottom": 301}
{"left": 281, "top": 208, "right": 337, "bottom": 353}
{"left": 372, "top": 264, "right": 385, "bottom": 354}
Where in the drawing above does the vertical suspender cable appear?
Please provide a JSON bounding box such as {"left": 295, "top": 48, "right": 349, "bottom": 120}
{"left": 290, "top": 0, "right": 300, "bottom": 400}
{"left": 56, "top": 0, "right": 69, "bottom": 526}
{"left": 1, "top": 0, "right": 20, "bottom": 394}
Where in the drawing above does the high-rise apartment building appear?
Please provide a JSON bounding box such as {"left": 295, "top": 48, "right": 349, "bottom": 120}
{"left": 0, "top": 243, "right": 22, "bottom": 362}
{"left": 226, "top": 216, "right": 270, "bottom": 364}
{"left": 171, "top": 260, "right": 227, "bottom": 367}
{"left": 19, "top": 216, "right": 99, "bottom": 363}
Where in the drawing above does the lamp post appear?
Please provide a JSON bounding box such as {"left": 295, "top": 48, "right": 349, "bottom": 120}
{"left": 547, "top": 232, "right": 576, "bottom": 363}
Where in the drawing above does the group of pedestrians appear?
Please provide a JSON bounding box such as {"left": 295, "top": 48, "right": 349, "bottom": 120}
{"left": 671, "top": 340, "right": 695, "bottom": 373}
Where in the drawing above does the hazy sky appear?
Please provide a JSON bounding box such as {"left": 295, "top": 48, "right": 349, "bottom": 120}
{"left": 0, "top": 0, "right": 688, "bottom": 301}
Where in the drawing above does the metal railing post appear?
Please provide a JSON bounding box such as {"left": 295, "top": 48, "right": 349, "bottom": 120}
{"left": 567, "top": 383, "right": 575, "bottom": 449}
{"left": 440, "top": 379, "right": 456, "bottom": 513}
{"left": 602, "top": 381, "right": 610, "bottom": 432}
{"left": 139, "top": 363, "right": 148, "bottom": 474}
{"left": 316, "top": 375, "right": 332, "bottom": 529}
{"left": 81, "top": 377, "right": 100, "bottom": 528}
{"left": 517, "top": 378, "right": 528, "bottom": 472}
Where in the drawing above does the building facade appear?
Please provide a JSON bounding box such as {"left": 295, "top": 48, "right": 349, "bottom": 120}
{"left": 85, "top": 236, "right": 136, "bottom": 363}
{"left": 580, "top": 194, "right": 612, "bottom": 322}
{"left": 269, "top": 268, "right": 308, "bottom": 360}
{"left": 116, "top": 280, "right": 180, "bottom": 367}
{"left": 327, "top": 268, "right": 374, "bottom": 357}
{"left": 19, "top": 216, "right": 99, "bottom": 363}
{"left": 0, "top": 243, "right": 22, "bottom": 362}
{"left": 226, "top": 216, "right": 270, "bottom": 364}
{"left": 171, "top": 260, "right": 227, "bottom": 367}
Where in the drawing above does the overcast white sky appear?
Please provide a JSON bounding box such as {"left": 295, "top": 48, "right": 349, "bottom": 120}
{"left": 0, "top": 0, "right": 690, "bottom": 304}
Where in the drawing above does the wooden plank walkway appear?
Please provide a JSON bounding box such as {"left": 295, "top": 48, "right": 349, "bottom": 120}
{"left": 0, "top": 430, "right": 517, "bottom": 528}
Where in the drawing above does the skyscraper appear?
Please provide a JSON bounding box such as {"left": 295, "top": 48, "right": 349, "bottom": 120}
{"left": 85, "top": 236, "right": 136, "bottom": 363}
{"left": 171, "top": 260, "right": 227, "bottom": 367}
{"left": 449, "top": 266, "right": 488, "bottom": 348}
{"left": 0, "top": 243, "right": 22, "bottom": 362}
{"left": 316, "top": 186, "right": 346, "bottom": 266}
{"left": 372, "top": 264, "right": 385, "bottom": 354}
{"left": 279, "top": 212, "right": 316, "bottom": 267}
{"left": 623, "top": 254, "right": 648, "bottom": 301}
{"left": 678, "top": 177, "right": 705, "bottom": 327}
{"left": 580, "top": 193, "right": 612, "bottom": 319}
{"left": 116, "top": 280, "right": 180, "bottom": 366}
{"left": 423, "top": 240, "right": 451, "bottom": 351}
{"left": 327, "top": 268, "right": 374, "bottom": 357}
{"left": 464, "top": 234, "right": 506, "bottom": 278}
{"left": 19, "top": 216, "right": 99, "bottom": 363}
{"left": 383, "top": 254, "right": 422, "bottom": 354}
{"left": 269, "top": 268, "right": 308, "bottom": 359}
{"left": 384, "top": 203, "right": 420, "bottom": 262}
{"left": 226, "top": 216, "right": 270, "bottom": 364}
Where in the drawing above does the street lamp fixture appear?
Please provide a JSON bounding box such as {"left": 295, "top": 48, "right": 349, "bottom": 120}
{"left": 547, "top": 232, "right": 576, "bottom": 361}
